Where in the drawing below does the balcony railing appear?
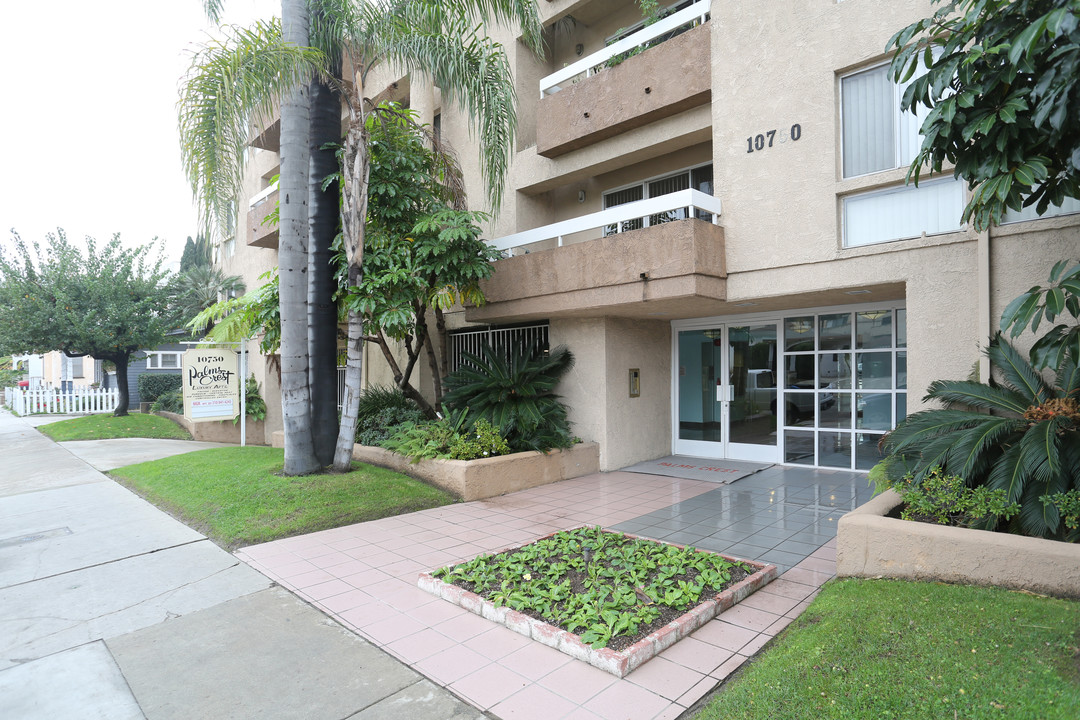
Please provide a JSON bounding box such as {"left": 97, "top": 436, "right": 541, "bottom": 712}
{"left": 539, "top": 0, "right": 711, "bottom": 97}
{"left": 490, "top": 189, "right": 722, "bottom": 255}
{"left": 249, "top": 182, "right": 278, "bottom": 211}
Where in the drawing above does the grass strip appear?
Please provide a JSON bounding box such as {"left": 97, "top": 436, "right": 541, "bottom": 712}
{"left": 693, "top": 577, "right": 1080, "bottom": 720}
{"left": 110, "top": 447, "right": 456, "bottom": 549}
{"left": 38, "top": 413, "right": 191, "bottom": 441}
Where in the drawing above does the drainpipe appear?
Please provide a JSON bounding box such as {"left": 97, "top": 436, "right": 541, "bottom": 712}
{"left": 977, "top": 226, "right": 991, "bottom": 384}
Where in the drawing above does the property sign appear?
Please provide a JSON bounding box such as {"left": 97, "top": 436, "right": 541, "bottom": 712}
{"left": 182, "top": 349, "right": 239, "bottom": 423}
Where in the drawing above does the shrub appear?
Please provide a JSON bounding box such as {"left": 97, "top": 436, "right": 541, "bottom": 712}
{"left": 235, "top": 374, "right": 267, "bottom": 424}
{"left": 879, "top": 336, "right": 1079, "bottom": 539}
{"left": 151, "top": 389, "right": 184, "bottom": 414}
{"left": 138, "top": 373, "right": 182, "bottom": 404}
{"left": 380, "top": 413, "right": 511, "bottom": 461}
{"left": 447, "top": 419, "right": 511, "bottom": 460}
{"left": 889, "top": 468, "right": 1020, "bottom": 529}
{"left": 1045, "top": 489, "right": 1080, "bottom": 542}
{"left": 354, "top": 386, "right": 425, "bottom": 446}
{"left": 442, "top": 343, "right": 575, "bottom": 452}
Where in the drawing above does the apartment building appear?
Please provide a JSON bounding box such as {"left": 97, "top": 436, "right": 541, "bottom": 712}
{"left": 223, "top": 0, "right": 1078, "bottom": 466}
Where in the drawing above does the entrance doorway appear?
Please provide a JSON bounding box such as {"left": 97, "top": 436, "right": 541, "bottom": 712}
{"left": 673, "top": 322, "right": 779, "bottom": 462}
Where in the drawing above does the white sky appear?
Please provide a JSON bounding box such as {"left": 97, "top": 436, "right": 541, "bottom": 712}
{"left": 0, "top": 0, "right": 279, "bottom": 268}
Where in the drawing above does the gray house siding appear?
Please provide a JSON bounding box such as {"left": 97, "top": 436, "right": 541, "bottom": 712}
{"left": 126, "top": 342, "right": 187, "bottom": 407}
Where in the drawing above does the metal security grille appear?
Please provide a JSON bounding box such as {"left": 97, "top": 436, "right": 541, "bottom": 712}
{"left": 447, "top": 323, "right": 550, "bottom": 373}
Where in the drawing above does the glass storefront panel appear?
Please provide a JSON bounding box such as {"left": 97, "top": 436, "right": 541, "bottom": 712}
{"left": 781, "top": 391, "right": 815, "bottom": 426}
{"left": 856, "top": 352, "right": 892, "bottom": 389}
{"left": 856, "top": 310, "right": 892, "bottom": 349}
{"left": 819, "top": 392, "right": 853, "bottom": 428}
{"left": 785, "top": 430, "right": 815, "bottom": 464}
{"left": 729, "top": 324, "right": 778, "bottom": 447}
{"left": 819, "top": 313, "right": 852, "bottom": 350}
{"left": 818, "top": 431, "right": 852, "bottom": 468}
{"left": 677, "top": 329, "right": 723, "bottom": 442}
{"left": 822, "top": 352, "right": 851, "bottom": 389}
{"left": 896, "top": 393, "right": 907, "bottom": 424}
{"left": 855, "top": 433, "right": 884, "bottom": 469}
{"left": 896, "top": 309, "right": 907, "bottom": 347}
{"left": 857, "top": 393, "right": 892, "bottom": 430}
{"left": 784, "top": 316, "right": 815, "bottom": 352}
{"left": 896, "top": 351, "right": 907, "bottom": 389}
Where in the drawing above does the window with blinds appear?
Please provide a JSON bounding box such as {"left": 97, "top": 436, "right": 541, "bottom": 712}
{"left": 603, "top": 163, "right": 714, "bottom": 235}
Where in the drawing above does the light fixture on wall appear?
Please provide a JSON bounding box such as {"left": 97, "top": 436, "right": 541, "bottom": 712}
{"left": 578, "top": 190, "right": 586, "bottom": 203}
{"left": 575, "top": 43, "right": 584, "bottom": 56}
{"left": 859, "top": 310, "right": 888, "bottom": 321}
{"left": 788, "top": 319, "right": 812, "bottom": 335}
{"left": 703, "top": 329, "right": 722, "bottom": 339}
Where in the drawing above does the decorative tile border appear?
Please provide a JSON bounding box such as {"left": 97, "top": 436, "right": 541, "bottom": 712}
{"left": 417, "top": 529, "right": 777, "bottom": 677}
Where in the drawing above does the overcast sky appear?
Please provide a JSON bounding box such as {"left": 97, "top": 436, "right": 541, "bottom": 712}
{"left": 0, "top": 0, "right": 278, "bottom": 268}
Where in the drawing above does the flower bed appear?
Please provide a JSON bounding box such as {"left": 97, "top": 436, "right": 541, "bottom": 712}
{"left": 351, "top": 441, "right": 599, "bottom": 501}
{"left": 836, "top": 489, "right": 1080, "bottom": 599}
{"left": 418, "top": 527, "right": 776, "bottom": 677}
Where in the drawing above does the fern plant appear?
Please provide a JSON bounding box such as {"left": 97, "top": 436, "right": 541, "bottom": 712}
{"left": 879, "top": 336, "right": 1080, "bottom": 539}
{"left": 442, "top": 344, "right": 576, "bottom": 452}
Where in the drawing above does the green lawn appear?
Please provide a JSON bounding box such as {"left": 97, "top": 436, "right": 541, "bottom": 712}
{"left": 39, "top": 413, "right": 191, "bottom": 441}
{"left": 693, "top": 577, "right": 1080, "bottom": 720}
{"left": 110, "top": 447, "right": 457, "bottom": 549}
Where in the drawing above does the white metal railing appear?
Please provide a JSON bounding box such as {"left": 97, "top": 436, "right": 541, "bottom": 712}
{"left": 448, "top": 323, "right": 550, "bottom": 373}
{"left": 540, "top": 0, "right": 711, "bottom": 97}
{"left": 4, "top": 387, "right": 119, "bottom": 416}
{"left": 490, "top": 189, "right": 722, "bottom": 255}
{"left": 249, "top": 181, "right": 279, "bottom": 210}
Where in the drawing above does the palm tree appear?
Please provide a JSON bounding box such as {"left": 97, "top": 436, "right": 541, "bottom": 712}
{"left": 179, "top": 0, "right": 543, "bottom": 473}
{"left": 879, "top": 337, "right": 1080, "bottom": 538}
{"left": 172, "top": 265, "right": 246, "bottom": 332}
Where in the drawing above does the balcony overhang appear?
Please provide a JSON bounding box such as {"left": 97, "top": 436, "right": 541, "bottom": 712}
{"left": 247, "top": 187, "right": 279, "bottom": 249}
{"left": 536, "top": 6, "right": 711, "bottom": 158}
{"left": 468, "top": 219, "right": 726, "bottom": 324}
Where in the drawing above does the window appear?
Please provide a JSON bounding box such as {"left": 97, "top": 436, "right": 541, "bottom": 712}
{"left": 72, "top": 357, "right": 84, "bottom": 378}
{"left": 841, "top": 64, "right": 927, "bottom": 178}
{"left": 603, "top": 164, "right": 714, "bottom": 234}
{"left": 145, "top": 352, "right": 182, "bottom": 370}
{"left": 840, "top": 62, "right": 962, "bottom": 247}
{"left": 1002, "top": 195, "right": 1080, "bottom": 224}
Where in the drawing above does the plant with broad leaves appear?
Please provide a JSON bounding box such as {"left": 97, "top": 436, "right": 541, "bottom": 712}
{"left": 1000, "top": 260, "right": 1080, "bottom": 369}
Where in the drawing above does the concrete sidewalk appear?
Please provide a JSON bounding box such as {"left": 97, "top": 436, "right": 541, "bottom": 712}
{"left": 0, "top": 409, "right": 483, "bottom": 719}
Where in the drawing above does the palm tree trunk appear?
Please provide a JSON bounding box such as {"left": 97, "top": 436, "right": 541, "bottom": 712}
{"left": 279, "top": 0, "right": 321, "bottom": 475}
{"left": 331, "top": 75, "right": 370, "bottom": 472}
{"left": 308, "top": 70, "right": 340, "bottom": 467}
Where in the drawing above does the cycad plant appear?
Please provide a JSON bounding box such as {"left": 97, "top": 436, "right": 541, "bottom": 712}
{"left": 442, "top": 344, "right": 575, "bottom": 452}
{"left": 879, "top": 336, "right": 1080, "bottom": 538}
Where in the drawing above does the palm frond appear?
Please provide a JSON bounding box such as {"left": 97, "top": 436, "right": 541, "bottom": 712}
{"left": 178, "top": 19, "right": 328, "bottom": 236}
{"left": 1056, "top": 352, "right": 1080, "bottom": 397}
{"left": 986, "top": 441, "right": 1027, "bottom": 504}
{"left": 987, "top": 335, "right": 1053, "bottom": 404}
{"left": 949, "top": 418, "right": 1024, "bottom": 480}
{"left": 881, "top": 409, "right": 993, "bottom": 455}
{"left": 923, "top": 378, "right": 1030, "bottom": 415}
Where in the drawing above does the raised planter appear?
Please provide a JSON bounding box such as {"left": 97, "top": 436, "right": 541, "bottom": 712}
{"left": 418, "top": 530, "right": 777, "bottom": 677}
{"left": 837, "top": 489, "right": 1080, "bottom": 599}
{"left": 351, "top": 442, "right": 600, "bottom": 501}
{"left": 156, "top": 410, "right": 267, "bottom": 446}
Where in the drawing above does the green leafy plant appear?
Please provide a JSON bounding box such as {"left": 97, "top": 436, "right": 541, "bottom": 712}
{"left": 442, "top": 344, "right": 575, "bottom": 452}
{"left": 447, "top": 418, "right": 511, "bottom": 460}
{"left": 432, "top": 527, "right": 749, "bottom": 650}
{"left": 151, "top": 389, "right": 184, "bottom": 414}
{"left": 1044, "top": 489, "right": 1080, "bottom": 542}
{"left": 878, "top": 336, "right": 1080, "bottom": 539}
{"left": 889, "top": 467, "right": 1020, "bottom": 529}
{"left": 235, "top": 374, "right": 267, "bottom": 424}
{"left": 1000, "top": 260, "right": 1080, "bottom": 370}
{"left": 380, "top": 411, "right": 511, "bottom": 462}
{"left": 138, "top": 373, "right": 182, "bottom": 405}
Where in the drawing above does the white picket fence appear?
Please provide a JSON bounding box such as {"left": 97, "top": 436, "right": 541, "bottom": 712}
{"left": 4, "top": 387, "right": 119, "bottom": 415}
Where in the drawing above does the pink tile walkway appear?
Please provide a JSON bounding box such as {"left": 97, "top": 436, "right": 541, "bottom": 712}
{"left": 236, "top": 471, "right": 837, "bottom": 720}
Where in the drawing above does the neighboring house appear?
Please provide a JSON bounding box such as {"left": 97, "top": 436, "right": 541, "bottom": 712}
{"left": 125, "top": 332, "right": 190, "bottom": 407}
{"left": 221, "top": 0, "right": 1077, "bottom": 466}
{"left": 12, "top": 352, "right": 97, "bottom": 391}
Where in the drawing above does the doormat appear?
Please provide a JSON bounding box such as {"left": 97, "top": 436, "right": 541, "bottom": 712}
{"left": 620, "top": 455, "right": 772, "bottom": 484}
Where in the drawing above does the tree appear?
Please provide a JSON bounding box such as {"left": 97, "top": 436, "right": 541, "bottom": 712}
{"left": 179, "top": 0, "right": 543, "bottom": 472}
{"left": 179, "top": 234, "right": 213, "bottom": 272}
{"left": 0, "top": 231, "right": 173, "bottom": 416}
{"left": 170, "top": 264, "right": 246, "bottom": 332}
{"left": 1000, "top": 259, "right": 1080, "bottom": 368}
{"left": 338, "top": 105, "right": 498, "bottom": 417}
{"left": 888, "top": 0, "right": 1080, "bottom": 230}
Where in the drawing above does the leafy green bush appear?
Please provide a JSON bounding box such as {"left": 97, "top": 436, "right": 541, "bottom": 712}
{"left": 889, "top": 468, "right": 1020, "bottom": 529}
{"left": 138, "top": 373, "right": 182, "bottom": 404}
{"left": 151, "top": 389, "right": 184, "bottom": 414}
{"left": 354, "top": 386, "right": 425, "bottom": 446}
{"left": 1045, "top": 489, "right": 1080, "bottom": 542}
{"left": 442, "top": 344, "right": 575, "bottom": 452}
{"left": 879, "top": 336, "right": 1079, "bottom": 539}
{"left": 235, "top": 374, "right": 267, "bottom": 424}
{"left": 381, "top": 413, "right": 511, "bottom": 461}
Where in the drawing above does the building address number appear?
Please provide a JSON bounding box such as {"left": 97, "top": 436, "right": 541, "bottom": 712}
{"left": 746, "top": 124, "right": 802, "bottom": 153}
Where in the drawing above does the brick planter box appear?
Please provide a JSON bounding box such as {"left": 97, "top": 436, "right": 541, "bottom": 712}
{"left": 351, "top": 442, "right": 600, "bottom": 502}
{"left": 837, "top": 489, "right": 1080, "bottom": 599}
{"left": 418, "top": 530, "right": 777, "bottom": 677}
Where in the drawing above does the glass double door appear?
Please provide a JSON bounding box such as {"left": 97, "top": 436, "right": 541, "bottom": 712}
{"left": 674, "top": 322, "right": 779, "bottom": 462}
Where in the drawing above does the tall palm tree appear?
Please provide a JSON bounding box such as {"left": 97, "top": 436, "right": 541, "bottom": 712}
{"left": 172, "top": 265, "right": 246, "bottom": 332}
{"left": 179, "top": 0, "right": 543, "bottom": 472}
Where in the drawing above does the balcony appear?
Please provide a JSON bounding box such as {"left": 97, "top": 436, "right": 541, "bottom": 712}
{"left": 536, "top": 0, "right": 712, "bottom": 158}
{"left": 247, "top": 184, "right": 278, "bottom": 249}
{"left": 469, "top": 190, "right": 726, "bottom": 323}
